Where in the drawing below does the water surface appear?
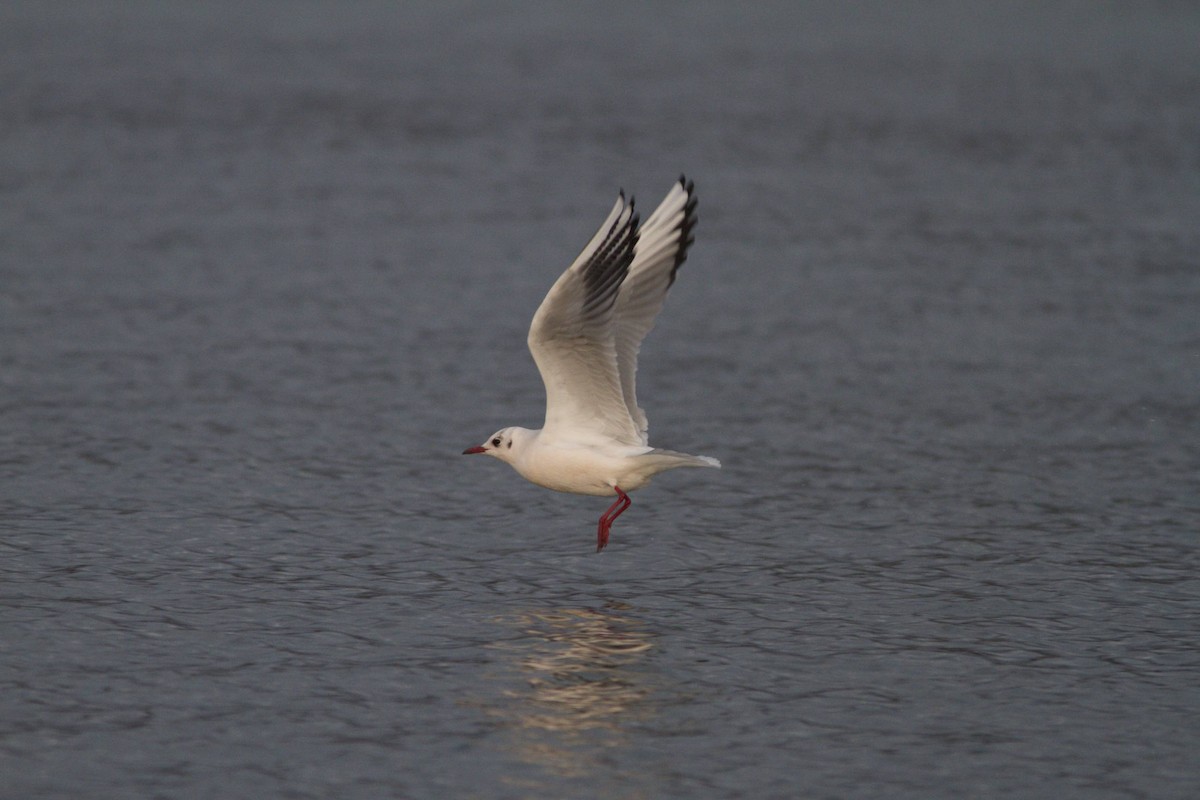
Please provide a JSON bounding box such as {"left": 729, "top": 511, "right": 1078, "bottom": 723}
{"left": 2, "top": 2, "right": 1198, "bottom": 798}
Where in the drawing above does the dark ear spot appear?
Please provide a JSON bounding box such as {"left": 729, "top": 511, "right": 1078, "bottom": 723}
{"left": 507, "top": 440, "right": 512, "bottom": 449}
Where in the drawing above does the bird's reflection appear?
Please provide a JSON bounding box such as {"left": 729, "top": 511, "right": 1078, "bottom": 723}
{"left": 488, "top": 600, "right": 658, "bottom": 781}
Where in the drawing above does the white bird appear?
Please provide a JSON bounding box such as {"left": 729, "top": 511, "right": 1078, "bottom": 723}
{"left": 463, "top": 176, "right": 720, "bottom": 552}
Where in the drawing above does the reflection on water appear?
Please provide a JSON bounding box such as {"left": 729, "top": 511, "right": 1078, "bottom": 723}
{"left": 487, "top": 601, "right": 658, "bottom": 782}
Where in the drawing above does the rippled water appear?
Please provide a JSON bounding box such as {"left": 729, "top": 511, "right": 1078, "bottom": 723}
{"left": 3, "top": 2, "right": 1199, "bottom": 798}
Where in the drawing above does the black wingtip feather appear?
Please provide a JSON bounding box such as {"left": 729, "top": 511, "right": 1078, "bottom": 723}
{"left": 664, "top": 177, "right": 698, "bottom": 286}
{"left": 578, "top": 195, "right": 639, "bottom": 318}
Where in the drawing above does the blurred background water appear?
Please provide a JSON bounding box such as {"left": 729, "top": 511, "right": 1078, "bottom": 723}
{"left": 2, "top": 1, "right": 1198, "bottom": 798}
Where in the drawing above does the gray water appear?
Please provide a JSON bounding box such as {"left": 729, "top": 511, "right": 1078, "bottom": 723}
{"left": 3, "top": 2, "right": 1199, "bottom": 798}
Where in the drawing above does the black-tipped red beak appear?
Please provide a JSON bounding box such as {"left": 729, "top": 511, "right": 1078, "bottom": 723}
{"left": 462, "top": 446, "right": 487, "bottom": 455}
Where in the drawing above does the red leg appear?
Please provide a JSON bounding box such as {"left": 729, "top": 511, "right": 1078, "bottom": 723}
{"left": 596, "top": 486, "right": 632, "bottom": 553}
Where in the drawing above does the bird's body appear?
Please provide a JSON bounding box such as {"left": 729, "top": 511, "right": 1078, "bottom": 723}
{"left": 490, "top": 426, "right": 718, "bottom": 497}
{"left": 463, "top": 176, "right": 719, "bottom": 551}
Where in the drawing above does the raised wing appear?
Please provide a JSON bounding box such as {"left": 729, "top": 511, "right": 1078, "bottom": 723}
{"left": 613, "top": 176, "right": 698, "bottom": 444}
{"left": 527, "top": 191, "right": 645, "bottom": 446}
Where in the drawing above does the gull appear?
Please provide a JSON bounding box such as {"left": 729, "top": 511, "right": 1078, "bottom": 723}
{"left": 463, "top": 175, "right": 720, "bottom": 552}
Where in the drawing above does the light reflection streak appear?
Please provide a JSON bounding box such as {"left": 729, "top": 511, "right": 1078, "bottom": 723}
{"left": 487, "top": 601, "right": 658, "bottom": 783}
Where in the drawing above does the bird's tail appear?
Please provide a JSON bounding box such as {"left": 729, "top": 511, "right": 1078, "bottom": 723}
{"left": 648, "top": 449, "right": 721, "bottom": 469}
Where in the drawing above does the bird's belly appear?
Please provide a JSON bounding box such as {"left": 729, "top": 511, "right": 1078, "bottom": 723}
{"left": 514, "top": 447, "right": 649, "bottom": 496}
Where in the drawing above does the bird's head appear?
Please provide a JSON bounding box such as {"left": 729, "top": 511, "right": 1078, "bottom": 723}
{"left": 462, "top": 427, "right": 523, "bottom": 464}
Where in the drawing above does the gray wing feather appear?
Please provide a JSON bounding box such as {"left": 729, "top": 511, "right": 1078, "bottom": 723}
{"left": 527, "top": 193, "right": 644, "bottom": 445}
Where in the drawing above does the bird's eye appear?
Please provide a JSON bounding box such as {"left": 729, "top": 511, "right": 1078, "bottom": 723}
{"left": 491, "top": 437, "right": 502, "bottom": 447}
